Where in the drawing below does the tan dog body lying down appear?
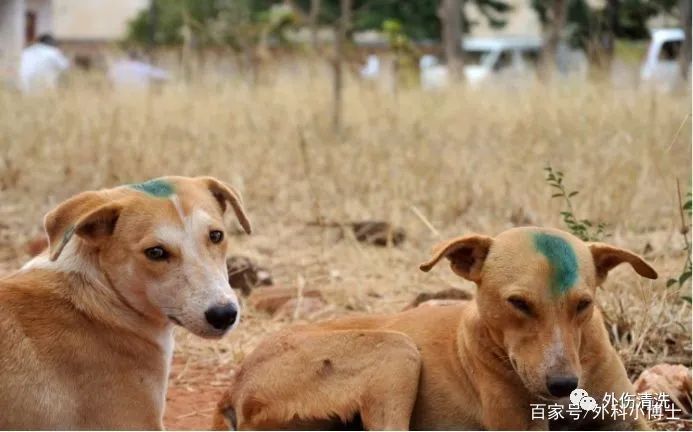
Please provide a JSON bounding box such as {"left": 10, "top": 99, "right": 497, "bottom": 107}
{"left": 216, "top": 227, "right": 657, "bottom": 430}
{"left": 0, "top": 176, "right": 251, "bottom": 429}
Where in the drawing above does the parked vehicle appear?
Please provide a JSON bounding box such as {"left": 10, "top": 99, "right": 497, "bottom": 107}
{"left": 641, "top": 28, "right": 687, "bottom": 88}
{"left": 461, "top": 36, "right": 542, "bottom": 85}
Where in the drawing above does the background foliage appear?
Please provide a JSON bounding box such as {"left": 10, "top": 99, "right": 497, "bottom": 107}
{"left": 127, "top": 0, "right": 682, "bottom": 49}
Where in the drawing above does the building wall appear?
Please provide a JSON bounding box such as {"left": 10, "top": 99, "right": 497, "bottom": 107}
{"left": 0, "top": 0, "right": 25, "bottom": 81}
{"left": 53, "top": 0, "right": 148, "bottom": 41}
{"left": 26, "top": 0, "right": 53, "bottom": 36}
{"left": 466, "top": 0, "right": 542, "bottom": 37}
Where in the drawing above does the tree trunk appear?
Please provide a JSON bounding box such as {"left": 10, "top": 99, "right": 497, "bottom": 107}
{"left": 588, "top": 0, "right": 619, "bottom": 76}
{"left": 438, "top": 0, "right": 464, "bottom": 80}
{"left": 542, "top": 0, "right": 568, "bottom": 75}
{"left": 602, "top": 0, "right": 619, "bottom": 67}
{"left": 147, "top": 0, "right": 157, "bottom": 62}
{"left": 680, "top": 0, "right": 691, "bottom": 81}
{"left": 332, "top": 0, "right": 351, "bottom": 133}
{"left": 309, "top": 0, "right": 321, "bottom": 50}
{"left": 181, "top": 7, "right": 194, "bottom": 82}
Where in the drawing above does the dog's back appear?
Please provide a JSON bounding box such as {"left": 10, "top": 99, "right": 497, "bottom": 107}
{"left": 214, "top": 303, "right": 474, "bottom": 430}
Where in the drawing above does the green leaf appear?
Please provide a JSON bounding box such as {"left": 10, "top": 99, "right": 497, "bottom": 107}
{"left": 681, "top": 295, "right": 692, "bottom": 304}
{"left": 679, "top": 271, "right": 691, "bottom": 285}
{"left": 667, "top": 278, "right": 678, "bottom": 287}
{"left": 569, "top": 191, "right": 579, "bottom": 197}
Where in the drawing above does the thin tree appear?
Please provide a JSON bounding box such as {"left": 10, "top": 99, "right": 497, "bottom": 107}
{"left": 601, "top": 0, "right": 620, "bottom": 69}
{"left": 309, "top": 0, "right": 322, "bottom": 50}
{"left": 438, "top": 0, "right": 465, "bottom": 80}
{"left": 332, "top": 0, "right": 351, "bottom": 133}
{"left": 585, "top": 0, "right": 619, "bottom": 74}
{"left": 147, "top": 0, "right": 157, "bottom": 61}
{"left": 680, "top": 0, "right": 691, "bottom": 81}
{"left": 541, "top": 0, "right": 568, "bottom": 75}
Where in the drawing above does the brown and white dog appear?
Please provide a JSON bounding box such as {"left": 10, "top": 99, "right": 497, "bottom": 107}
{"left": 0, "top": 176, "right": 251, "bottom": 429}
{"left": 214, "top": 226, "right": 657, "bottom": 430}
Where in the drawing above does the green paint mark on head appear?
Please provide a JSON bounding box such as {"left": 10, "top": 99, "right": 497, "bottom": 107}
{"left": 128, "top": 178, "right": 175, "bottom": 198}
{"left": 532, "top": 233, "right": 579, "bottom": 295}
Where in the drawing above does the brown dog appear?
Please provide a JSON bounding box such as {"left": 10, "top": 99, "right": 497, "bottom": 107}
{"left": 214, "top": 227, "right": 657, "bottom": 430}
{"left": 0, "top": 176, "right": 251, "bottom": 429}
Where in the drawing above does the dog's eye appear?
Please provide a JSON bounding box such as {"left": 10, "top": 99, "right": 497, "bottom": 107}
{"left": 576, "top": 298, "right": 592, "bottom": 313}
{"left": 144, "top": 246, "right": 169, "bottom": 261}
{"left": 507, "top": 297, "right": 533, "bottom": 316}
{"left": 209, "top": 230, "right": 224, "bottom": 244}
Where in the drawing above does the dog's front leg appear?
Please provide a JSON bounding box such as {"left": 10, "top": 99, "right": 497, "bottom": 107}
{"left": 582, "top": 349, "right": 649, "bottom": 431}
{"left": 580, "top": 314, "right": 649, "bottom": 431}
{"left": 479, "top": 381, "right": 548, "bottom": 431}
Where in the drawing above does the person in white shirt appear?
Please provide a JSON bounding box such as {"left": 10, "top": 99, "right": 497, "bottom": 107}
{"left": 19, "top": 34, "right": 70, "bottom": 93}
{"left": 108, "top": 51, "right": 170, "bottom": 90}
{"left": 360, "top": 54, "right": 381, "bottom": 80}
{"left": 419, "top": 54, "right": 449, "bottom": 90}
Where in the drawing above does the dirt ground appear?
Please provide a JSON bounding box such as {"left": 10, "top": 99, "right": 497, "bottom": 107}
{"left": 165, "top": 358, "right": 227, "bottom": 430}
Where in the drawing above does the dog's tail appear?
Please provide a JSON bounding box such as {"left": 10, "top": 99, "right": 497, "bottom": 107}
{"left": 212, "top": 389, "right": 238, "bottom": 431}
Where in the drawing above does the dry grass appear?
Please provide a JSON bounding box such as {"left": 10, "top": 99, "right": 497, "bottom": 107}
{"left": 0, "top": 66, "right": 691, "bottom": 422}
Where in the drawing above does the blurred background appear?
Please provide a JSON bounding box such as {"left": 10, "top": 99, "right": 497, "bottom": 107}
{"left": 0, "top": 0, "right": 691, "bottom": 429}
{"left": 0, "top": 0, "right": 691, "bottom": 90}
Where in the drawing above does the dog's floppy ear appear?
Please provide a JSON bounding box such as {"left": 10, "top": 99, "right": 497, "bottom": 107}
{"left": 419, "top": 234, "right": 493, "bottom": 283}
{"left": 199, "top": 177, "right": 252, "bottom": 235}
{"left": 588, "top": 242, "right": 658, "bottom": 285}
{"left": 44, "top": 192, "right": 123, "bottom": 261}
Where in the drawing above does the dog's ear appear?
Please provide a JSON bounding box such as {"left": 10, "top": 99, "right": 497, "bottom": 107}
{"left": 44, "top": 192, "right": 123, "bottom": 261}
{"left": 199, "top": 177, "right": 252, "bottom": 235}
{"left": 419, "top": 234, "right": 493, "bottom": 283}
{"left": 588, "top": 242, "right": 658, "bottom": 285}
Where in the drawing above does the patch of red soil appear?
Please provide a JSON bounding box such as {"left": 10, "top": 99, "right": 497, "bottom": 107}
{"left": 164, "top": 358, "right": 228, "bottom": 430}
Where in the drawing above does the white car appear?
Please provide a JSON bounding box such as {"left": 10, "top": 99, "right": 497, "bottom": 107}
{"left": 462, "top": 36, "right": 542, "bottom": 85}
{"left": 641, "top": 28, "right": 687, "bottom": 88}
{"left": 419, "top": 36, "right": 586, "bottom": 89}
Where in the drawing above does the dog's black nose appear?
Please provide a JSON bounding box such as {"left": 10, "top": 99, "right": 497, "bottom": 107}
{"left": 546, "top": 375, "right": 579, "bottom": 398}
{"left": 205, "top": 304, "right": 238, "bottom": 330}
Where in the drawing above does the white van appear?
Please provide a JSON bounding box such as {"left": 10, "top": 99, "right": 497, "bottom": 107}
{"left": 641, "top": 28, "right": 687, "bottom": 88}
{"left": 418, "top": 36, "right": 584, "bottom": 89}
{"left": 461, "top": 36, "right": 542, "bottom": 85}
